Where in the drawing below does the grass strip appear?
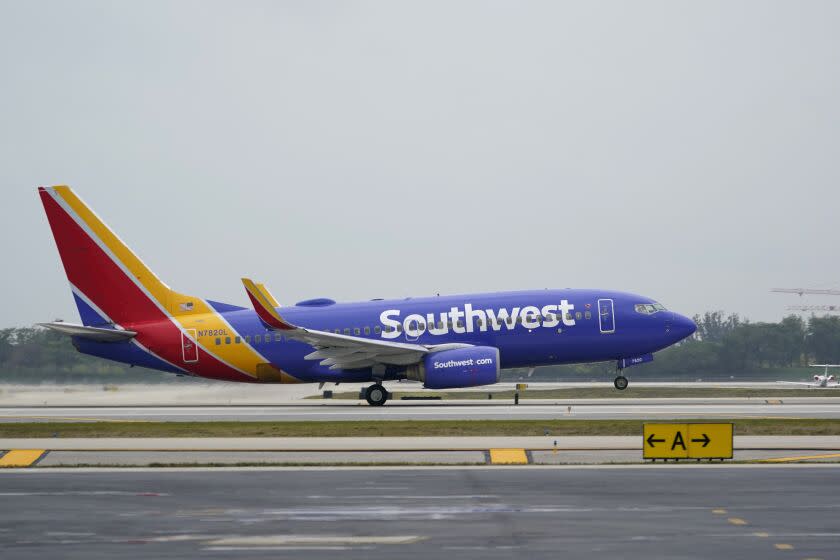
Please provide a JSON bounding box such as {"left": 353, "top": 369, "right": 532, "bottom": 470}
{"left": 3, "top": 418, "right": 840, "bottom": 438}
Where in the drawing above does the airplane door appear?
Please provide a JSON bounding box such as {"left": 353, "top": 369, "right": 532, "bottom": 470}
{"left": 181, "top": 329, "right": 199, "bottom": 363}
{"left": 598, "top": 299, "right": 615, "bottom": 334}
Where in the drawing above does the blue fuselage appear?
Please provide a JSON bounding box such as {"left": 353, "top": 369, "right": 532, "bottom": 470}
{"left": 76, "top": 288, "right": 696, "bottom": 383}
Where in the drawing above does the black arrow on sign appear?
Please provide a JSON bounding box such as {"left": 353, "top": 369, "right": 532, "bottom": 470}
{"left": 691, "top": 433, "right": 711, "bottom": 447}
{"left": 646, "top": 434, "right": 665, "bottom": 447}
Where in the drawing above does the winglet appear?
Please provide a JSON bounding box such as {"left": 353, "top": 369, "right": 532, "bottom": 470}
{"left": 242, "top": 278, "right": 295, "bottom": 330}
{"left": 257, "top": 282, "right": 280, "bottom": 307}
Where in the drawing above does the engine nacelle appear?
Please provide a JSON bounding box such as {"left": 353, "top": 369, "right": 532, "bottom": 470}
{"left": 406, "top": 346, "right": 500, "bottom": 389}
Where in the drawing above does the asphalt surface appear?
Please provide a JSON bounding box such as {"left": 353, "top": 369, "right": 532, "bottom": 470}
{"left": 1, "top": 466, "right": 839, "bottom": 559}
{"left": 3, "top": 399, "right": 840, "bottom": 421}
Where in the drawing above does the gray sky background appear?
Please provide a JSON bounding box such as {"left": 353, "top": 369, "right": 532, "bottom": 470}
{"left": 1, "top": 1, "right": 839, "bottom": 328}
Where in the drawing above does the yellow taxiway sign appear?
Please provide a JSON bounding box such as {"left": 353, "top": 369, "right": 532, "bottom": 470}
{"left": 643, "top": 423, "right": 733, "bottom": 460}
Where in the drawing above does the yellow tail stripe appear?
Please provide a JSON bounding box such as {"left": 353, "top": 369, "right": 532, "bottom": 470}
{"left": 53, "top": 186, "right": 269, "bottom": 378}
{"left": 489, "top": 448, "right": 529, "bottom": 464}
{"left": 244, "top": 279, "right": 286, "bottom": 324}
{"left": 53, "top": 186, "right": 173, "bottom": 308}
{"left": 257, "top": 283, "right": 280, "bottom": 307}
{"left": 0, "top": 449, "right": 47, "bottom": 468}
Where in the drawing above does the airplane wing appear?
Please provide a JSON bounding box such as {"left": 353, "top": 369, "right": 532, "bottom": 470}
{"left": 242, "top": 278, "right": 468, "bottom": 370}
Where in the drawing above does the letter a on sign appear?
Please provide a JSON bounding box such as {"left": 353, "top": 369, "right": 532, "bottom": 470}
{"left": 671, "top": 431, "right": 686, "bottom": 450}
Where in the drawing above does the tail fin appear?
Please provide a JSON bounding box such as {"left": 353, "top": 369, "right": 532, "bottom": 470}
{"left": 39, "top": 186, "right": 200, "bottom": 327}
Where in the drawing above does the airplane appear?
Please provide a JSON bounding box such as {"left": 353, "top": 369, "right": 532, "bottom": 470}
{"left": 776, "top": 365, "right": 840, "bottom": 388}
{"left": 37, "top": 185, "right": 697, "bottom": 405}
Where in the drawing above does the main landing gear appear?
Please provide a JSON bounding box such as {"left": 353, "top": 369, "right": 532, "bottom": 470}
{"left": 364, "top": 383, "right": 389, "bottom": 406}
{"left": 614, "top": 375, "right": 629, "bottom": 391}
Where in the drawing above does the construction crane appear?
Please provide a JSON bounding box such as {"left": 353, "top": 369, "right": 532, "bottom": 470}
{"left": 771, "top": 288, "right": 840, "bottom": 296}
{"left": 787, "top": 305, "right": 840, "bottom": 312}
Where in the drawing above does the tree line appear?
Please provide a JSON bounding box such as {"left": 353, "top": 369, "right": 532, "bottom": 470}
{"left": 3, "top": 312, "right": 840, "bottom": 383}
{"left": 527, "top": 312, "right": 840, "bottom": 380}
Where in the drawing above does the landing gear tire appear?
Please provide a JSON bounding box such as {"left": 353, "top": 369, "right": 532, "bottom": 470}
{"left": 365, "top": 384, "right": 388, "bottom": 406}
{"left": 614, "top": 376, "right": 629, "bottom": 391}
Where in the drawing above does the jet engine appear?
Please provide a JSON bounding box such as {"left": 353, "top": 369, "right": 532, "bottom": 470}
{"left": 405, "top": 346, "right": 500, "bottom": 389}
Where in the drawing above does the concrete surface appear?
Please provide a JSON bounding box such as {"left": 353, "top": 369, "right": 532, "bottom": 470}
{"left": 3, "top": 435, "right": 840, "bottom": 451}
{"left": 1, "top": 381, "right": 832, "bottom": 406}
{"left": 3, "top": 400, "right": 840, "bottom": 421}
{"left": 1, "top": 466, "right": 839, "bottom": 559}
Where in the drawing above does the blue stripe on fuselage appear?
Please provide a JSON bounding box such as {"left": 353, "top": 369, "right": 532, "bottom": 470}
{"left": 207, "top": 289, "right": 678, "bottom": 381}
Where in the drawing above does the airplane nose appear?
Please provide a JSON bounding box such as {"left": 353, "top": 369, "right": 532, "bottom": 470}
{"left": 669, "top": 313, "right": 696, "bottom": 342}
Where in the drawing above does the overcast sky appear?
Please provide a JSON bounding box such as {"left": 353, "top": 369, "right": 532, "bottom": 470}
{"left": 1, "top": 1, "right": 838, "bottom": 328}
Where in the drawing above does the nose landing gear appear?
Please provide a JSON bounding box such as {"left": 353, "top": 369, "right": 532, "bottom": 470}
{"left": 613, "top": 375, "right": 629, "bottom": 390}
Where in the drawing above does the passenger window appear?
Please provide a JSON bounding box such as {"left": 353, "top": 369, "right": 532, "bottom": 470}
{"left": 344, "top": 328, "right": 350, "bottom": 335}
{"left": 235, "top": 336, "right": 241, "bottom": 344}
{"left": 225, "top": 337, "right": 231, "bottom": 344}
{"left": 364, "top": 326, "right": 370, "bottom": 335}
{"left": 354, "top": 328, "right": 360, "bottom": 335}
{"left": 585, "top": 311, "right": 592, "bottom": 319}
{"left": 396, "top": 324, "right": 403, "bottom": 332}
{"left": 456, "top": 320, "right": 463, "bottom": 328}
{"left": 477, "top": 319, "right": 484, "bottom": 328}
{"left": 215, "top": 337, "right": 221, "bottom": 345}
{"left": 245, "top": 336, "right": 250, "bottom": 343}
{"left": 575, "top": 312, "right": 582, "bottom": 320}
{"left": 374, "top": 326, "right": 381, "bottom": 334}
{"left": 275, "top": 333, "right": 282, "bottom": 341}
{"left": 566, "top": 313, "right": 573, "bottom": 321}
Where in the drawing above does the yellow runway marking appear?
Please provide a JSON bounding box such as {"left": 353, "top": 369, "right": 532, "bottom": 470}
{"left": 773, "top": 543, "right": 793, "bottom": 550}
{"left": 752, "top": 532, "right": 769, "bottom": 538}
{"left": 0, "top": 449, "right": 46, "bottom": 468}
{"left": 489, "top": 449, "right": 528, "bottom": 464}
{"left": 712, "top": 509, "right": 727, "bottom": 514}
{"left": 759, "top": 453, "right": 840, "bottom": 463}
{"left": 727, "top": 517, "right": 748, "bottom": 526}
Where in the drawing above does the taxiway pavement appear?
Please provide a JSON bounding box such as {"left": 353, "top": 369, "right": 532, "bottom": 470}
{"left": 1, "top": 466, "right": 838, "bottom": 559}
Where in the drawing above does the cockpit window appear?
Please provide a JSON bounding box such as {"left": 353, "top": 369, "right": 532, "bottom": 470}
{"left": 635, "top": 302, "right": 667, "bottom": 315}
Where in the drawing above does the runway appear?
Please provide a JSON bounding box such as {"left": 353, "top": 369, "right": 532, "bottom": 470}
{"left": 3, "top": 398, "right": 840, "bottom": 422}
{"left": 1, "top": 466, "right": 838, "bottom": 559}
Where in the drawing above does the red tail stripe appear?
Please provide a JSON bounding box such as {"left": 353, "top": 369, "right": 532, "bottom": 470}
{"left": 245, "top": 291, "right": 294, "bottom": 330}
{"left": 40, "top": 190, "right": 254, "bottom": 382}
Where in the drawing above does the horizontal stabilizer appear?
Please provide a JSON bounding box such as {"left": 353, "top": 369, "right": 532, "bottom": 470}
{"left": 38, "top": 322, "right": 137, "bottom": 342}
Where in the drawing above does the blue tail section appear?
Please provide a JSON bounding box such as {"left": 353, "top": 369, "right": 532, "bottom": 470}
{"left": 72, "top": 291, "right": 109, "bottom": 327}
